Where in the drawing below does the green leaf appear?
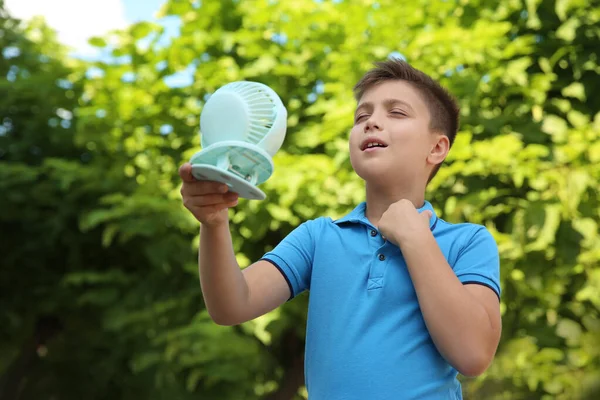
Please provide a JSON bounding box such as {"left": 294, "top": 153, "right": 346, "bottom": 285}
{"left": 130, "top": 21, "right": 156, "bottom": 40}
{"left": 525, "top": 204, "right": 561, "bottom": 252}
{"left": 543, "top": 380, "right": 564, "bottom": 395}
{"left": 556, "top": 17, "right": 581, "bottom": 42}
{"left": 541, "top": 114, "right": 569, "bottom": 141}
{"left": 89, "top": 36, "right": 107, "bottom": 47}
{"left": 556, "top": 319, "right": 583, "bottom": 346}
{"left": 554, "top": 0, "right": 585, "bottom": 21}
{"left": 562, "top": 82, "right": 586, "bottom": 101}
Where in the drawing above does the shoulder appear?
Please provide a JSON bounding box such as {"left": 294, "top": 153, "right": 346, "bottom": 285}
{"left": 436, "top": 218, "right": 490, "bottom": 235}
{"left": 305, "top": 216, "right": 334, "bottom": 226}
{"left": 282, "top": 216, "right": 334, "bottom": 242}
{"left": 435, "top": 218, "right": 497, "bottom": 250}
{"left": 297, "top": 216, "right": 335, "bottom": 236}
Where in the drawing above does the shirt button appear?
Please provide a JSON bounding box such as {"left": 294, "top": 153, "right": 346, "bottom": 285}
{"left": 370, "top": 230, "right": 377, "bottom": 237}
{"left": 378, "top": 254, "right": 386, "bottom": 261}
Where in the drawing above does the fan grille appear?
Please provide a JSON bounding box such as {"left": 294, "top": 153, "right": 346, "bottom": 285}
{"left": 227, "top": 82, "right": 279, "bottom": 145}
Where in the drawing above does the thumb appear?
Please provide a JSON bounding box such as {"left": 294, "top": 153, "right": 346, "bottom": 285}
{"left": 421, "top": 210, "right": 433, "bottom": 220}
{"left": 178, "top": 162, "right": 196, "bottom": 183}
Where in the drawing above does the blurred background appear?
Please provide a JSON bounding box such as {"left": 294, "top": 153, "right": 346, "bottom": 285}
{"left": 1, "top": 0, "right": 599, "bottom": 399}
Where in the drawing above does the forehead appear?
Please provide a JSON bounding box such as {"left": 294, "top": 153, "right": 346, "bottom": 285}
{"left": 357, "top": 80, "right": 428, "bottom": 113}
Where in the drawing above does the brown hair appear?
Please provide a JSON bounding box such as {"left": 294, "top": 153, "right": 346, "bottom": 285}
{"left": 353, "top": 58, "right": 460, "bottom": 182}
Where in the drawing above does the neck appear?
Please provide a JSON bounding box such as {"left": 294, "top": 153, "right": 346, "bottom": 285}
{"left": 364, "top": 181, "right": 426, "bottom": 227}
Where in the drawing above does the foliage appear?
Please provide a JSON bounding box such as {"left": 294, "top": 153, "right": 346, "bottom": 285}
{"left": 1, "top": 0, "right": 599, "bottom": 399}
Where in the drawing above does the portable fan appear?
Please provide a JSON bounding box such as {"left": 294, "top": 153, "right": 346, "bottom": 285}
{"left": 190, "top": 81, "right": 287, "bottom": 200}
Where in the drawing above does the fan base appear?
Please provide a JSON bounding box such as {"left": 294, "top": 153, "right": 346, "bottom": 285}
{"left": 191, "top": 164, "right": 266, "bottom": 200}
{"left": 190, "top": 141, "right": 273, "bottom": 201}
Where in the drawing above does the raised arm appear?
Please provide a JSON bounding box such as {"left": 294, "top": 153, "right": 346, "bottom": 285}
{"left": 180, "top": 163, "right": 290, "bottom": 325}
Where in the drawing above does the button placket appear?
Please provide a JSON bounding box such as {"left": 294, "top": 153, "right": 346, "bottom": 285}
{"left": 368, "top": 245, "right": 388, "bottom": 290}
{"left": 367, "top": 227, "right": 384, "bottom": 251}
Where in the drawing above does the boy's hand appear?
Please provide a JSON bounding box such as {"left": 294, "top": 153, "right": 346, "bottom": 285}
{"left": 179, "top": 163, "right": 239, "bottom": 227}
{"left": 378, "top": 199, "right": 432, "bottom": 247}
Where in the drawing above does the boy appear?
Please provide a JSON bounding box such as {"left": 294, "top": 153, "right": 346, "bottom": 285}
{"left": 179, "top": 59, "right": 502, "bottom": 399}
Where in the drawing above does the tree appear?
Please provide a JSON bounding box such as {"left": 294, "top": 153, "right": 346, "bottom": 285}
{"left": 0, "top": 2, "right": 198, "bottom": 398}
{"left": 1, "top": 0, "right": 598, "bottom": 399}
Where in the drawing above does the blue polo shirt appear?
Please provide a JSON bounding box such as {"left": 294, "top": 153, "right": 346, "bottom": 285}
{"left": 261, "top": 200, "right": 501, "bottom": 400}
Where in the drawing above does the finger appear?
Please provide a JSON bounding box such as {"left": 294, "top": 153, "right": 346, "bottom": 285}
{"left": 421, "top": 210, "right": 433, "bottom": 220}
{"left": 196, "top": 199, "right": 239, "bottom": 215}
{"left": 179, "top": 163, "right": 196, "bottom": 183}
{"left": 187, "top": 192, "right": 238, "bottom": 207}
{"left": 183, "top": 180, "right": 229, "bottom": 196}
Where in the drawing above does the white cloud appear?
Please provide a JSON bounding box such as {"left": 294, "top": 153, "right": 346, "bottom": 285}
{"left": 4, "top": 0, "right": 129, "bottom": 56}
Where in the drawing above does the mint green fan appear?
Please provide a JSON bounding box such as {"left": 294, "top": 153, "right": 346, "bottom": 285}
{"left": 190, "top": 81, "right": 287, "bottom": 200}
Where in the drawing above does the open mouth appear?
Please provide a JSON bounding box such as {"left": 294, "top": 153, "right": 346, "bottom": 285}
{"left": 361, "top": 140, "right": 388, "bottom": 151}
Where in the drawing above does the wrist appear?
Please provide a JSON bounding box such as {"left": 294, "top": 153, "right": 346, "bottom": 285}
{"left": 201, "top": 219, "right": 229, "bottom": 232}
{"left": 398, "top": 228, "right": 431, "bottom": 249}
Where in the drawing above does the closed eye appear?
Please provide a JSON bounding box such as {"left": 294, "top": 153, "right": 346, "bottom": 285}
{"left": 355, "top": 114, "right": 369, "bottom": 123}
{"left": 390, "top": 110, "right": 407, "bottom": 117}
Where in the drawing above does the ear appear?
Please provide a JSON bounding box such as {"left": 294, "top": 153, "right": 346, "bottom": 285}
{"left": 427, "top": 133, "right": 450, "bottom": 166}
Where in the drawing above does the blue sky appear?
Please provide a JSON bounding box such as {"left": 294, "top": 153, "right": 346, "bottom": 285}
{"left": 123, "top": 0, "right": 166, "bottom": 23}
{"left": 5, "top": 0, "right": 170, "bottom": 56}
{"left": 5, "top": 0, "right": 193, "bottom": 86}
{"left": 121, "top": 0, "right": 189, "bottom": 87}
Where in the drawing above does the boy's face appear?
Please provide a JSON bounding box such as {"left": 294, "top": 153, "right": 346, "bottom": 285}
{"left": 349, "top": 80, "right": 447, "bottom": 187}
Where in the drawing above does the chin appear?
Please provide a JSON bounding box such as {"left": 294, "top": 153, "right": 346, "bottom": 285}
{"left": 351, "top": 164, "right": 392, "bottom": 185}
{"left": 350, "top": 150, "right": 401, "bottom": 183}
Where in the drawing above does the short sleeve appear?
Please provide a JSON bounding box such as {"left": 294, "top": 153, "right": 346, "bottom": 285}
{"left": 260, "top": 220, "right": 316, "bottom": 299}
{"left": 453, "top": 227, "right": 501, "bottom": 299}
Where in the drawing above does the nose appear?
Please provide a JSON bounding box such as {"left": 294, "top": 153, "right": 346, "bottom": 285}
{"left": 364, "top": 116, "right": 382, "bottom": 133}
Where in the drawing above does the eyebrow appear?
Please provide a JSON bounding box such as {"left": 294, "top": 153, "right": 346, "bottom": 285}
{"left": 354, "top": 98, "right": 415, "bottom": 116}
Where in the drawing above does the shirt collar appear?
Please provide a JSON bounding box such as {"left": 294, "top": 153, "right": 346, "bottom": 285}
{"left": 333, "top": 200, "right": 439, "bottom": 231}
